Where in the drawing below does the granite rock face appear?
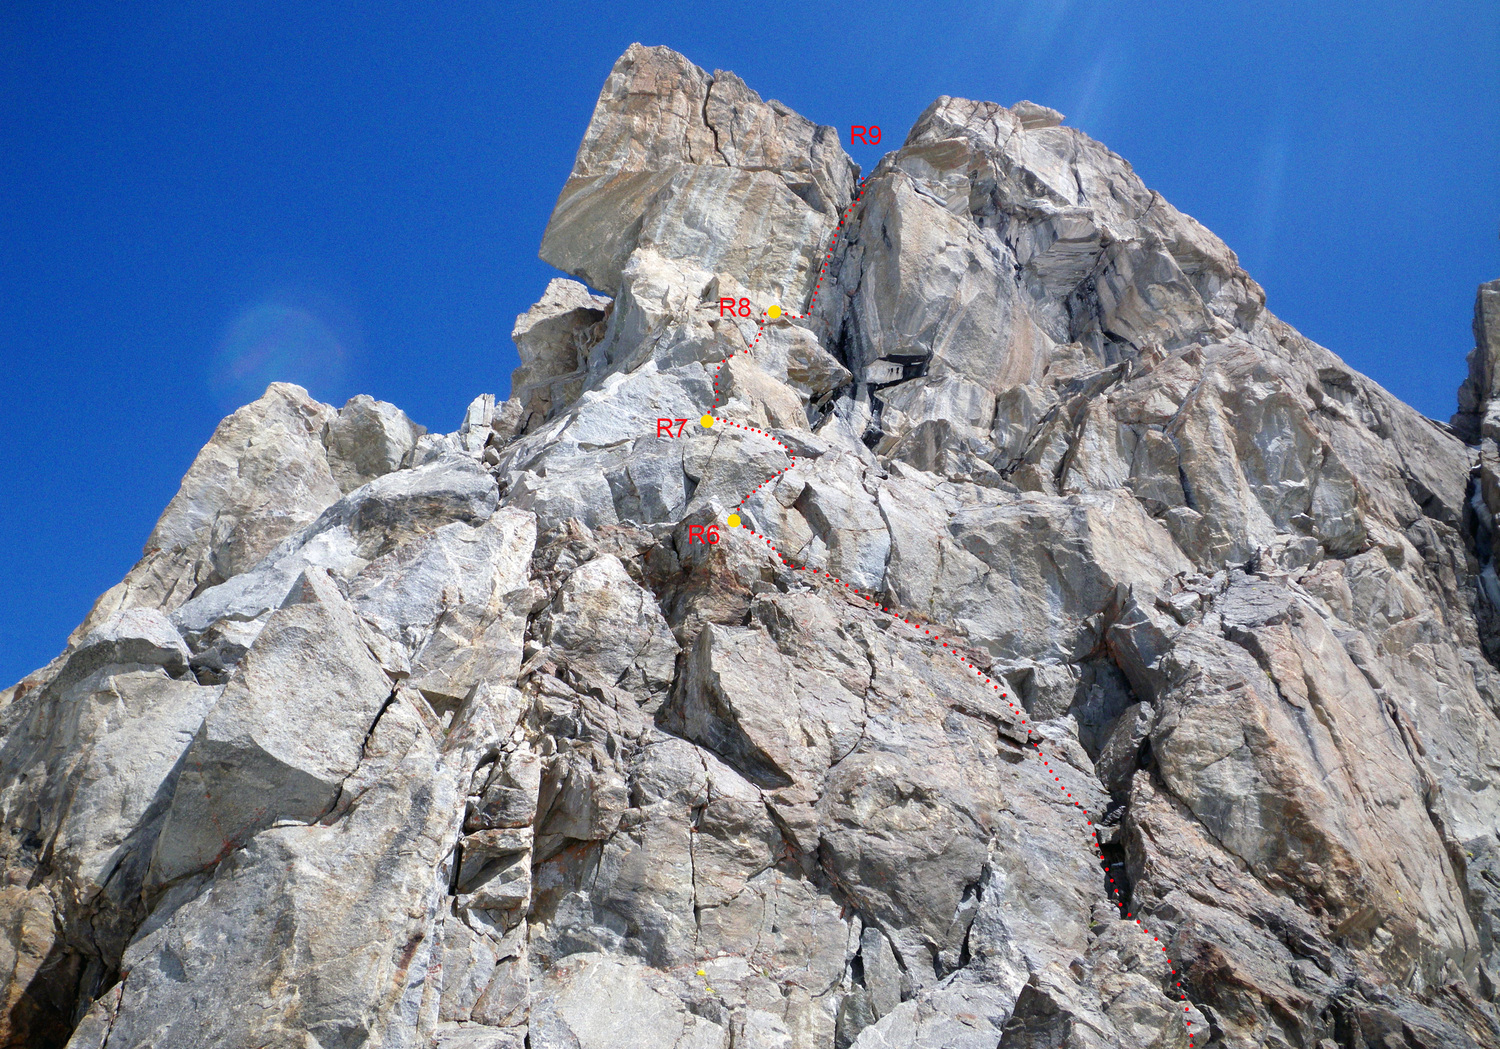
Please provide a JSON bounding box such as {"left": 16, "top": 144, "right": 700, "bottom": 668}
{"left": 4, "top": 42, "right": 1500, "bottom": 1049}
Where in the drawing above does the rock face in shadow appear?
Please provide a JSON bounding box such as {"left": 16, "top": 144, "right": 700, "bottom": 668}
{"left": 3, "top": 41, "right": 1499, "bottom": 1049}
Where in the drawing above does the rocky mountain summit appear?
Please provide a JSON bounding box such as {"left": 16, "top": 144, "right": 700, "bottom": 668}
{"left": 4, "top": 43, "right": 1500, "bottom": 1049}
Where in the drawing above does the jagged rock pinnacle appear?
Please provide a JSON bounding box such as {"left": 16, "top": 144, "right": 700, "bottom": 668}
{"left": 4, "top": 43, "right": 1500, "bottom": 1049}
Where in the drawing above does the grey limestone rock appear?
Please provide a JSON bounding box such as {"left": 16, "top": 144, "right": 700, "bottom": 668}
{"left": 540, "top": 44, "right": 858, "bottom": 301}
{"left": 509, "top": 278, "right": 613, "bottom": 435}
{"left": 73, "top": 382, "right": 342, "bottom": 639}
{"left": 147, "top": 567, "right": 394, "bottom": 887}
{"left": 324, "top": 393, "right": 427, "bottom": 492}
{"left": 3, "top": 40, "right": 1499, "bottom": 1049}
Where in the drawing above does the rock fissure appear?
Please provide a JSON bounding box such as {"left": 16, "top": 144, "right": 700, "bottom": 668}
{"left": 681, "top": 177, "right": 1205, "bottom": 1044}
{"left": 7, "top": 42, "right": 1500, "bottom": 1049}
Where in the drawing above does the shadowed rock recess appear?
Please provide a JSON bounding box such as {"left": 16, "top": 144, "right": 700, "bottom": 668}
{"left": 5, "top": 43, "right": 1500, "bottom": 1049}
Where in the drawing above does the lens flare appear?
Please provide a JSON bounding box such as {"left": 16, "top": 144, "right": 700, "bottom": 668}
{"left": 210, "top": 300, "right": 349, "bottom": 407}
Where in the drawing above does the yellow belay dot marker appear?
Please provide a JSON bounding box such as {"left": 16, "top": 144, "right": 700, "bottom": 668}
{"left": 706, "top": 307, "right": 778, "bottom": 534}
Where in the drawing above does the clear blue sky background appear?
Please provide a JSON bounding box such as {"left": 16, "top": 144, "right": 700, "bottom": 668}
{"left": 3, "top": 1, "right": 1497, "bottom": 685}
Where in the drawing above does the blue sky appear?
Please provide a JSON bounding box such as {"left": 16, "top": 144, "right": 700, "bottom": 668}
{"left": 2, "top": 1, "right": 1497, "bottom": 685}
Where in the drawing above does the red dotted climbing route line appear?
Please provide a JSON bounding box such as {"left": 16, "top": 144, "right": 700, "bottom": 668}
{"left": 736, "top": 533, "right": 1199, "bottom": 1041}
{"left": 706, "top": 185, "right": 868, "bottom": 422}
{"left": 692, "top": 177, "right": 1198, "bottom": 1044}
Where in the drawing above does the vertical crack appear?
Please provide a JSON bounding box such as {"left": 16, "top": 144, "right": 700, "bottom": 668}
{"left": 317, "top": 688, "right": 400, "bottom": 824}
{"left": 702, "top": 78, "right": 729, "bottom": 167}
{"left": 690, "top": 747, "right": 712, "bottom": 952}
{"left": 94, "top": 978, "right": 126, "bottom": 1049}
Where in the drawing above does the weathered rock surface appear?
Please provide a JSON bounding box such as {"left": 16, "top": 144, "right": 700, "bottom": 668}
{"left": 325, "top": 394, "right": 428, "bottom": 493}
{"left": 73, "top": 382, "right": 343, "bottom": 639}
{"left": 4, "top": 41, "right": 1500, "bottom": 1049}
